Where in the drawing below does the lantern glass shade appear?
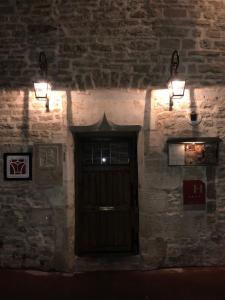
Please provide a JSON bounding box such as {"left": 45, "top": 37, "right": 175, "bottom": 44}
{"left": 34, "top": 81, "right": 51, "bottom": 99}
{"left": 168, "top": 77, "right": 186, "bottom": 99}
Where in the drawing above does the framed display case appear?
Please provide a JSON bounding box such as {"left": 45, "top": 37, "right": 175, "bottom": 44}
{"left": 167, "top": 137, "right": 221, "bottom": 166}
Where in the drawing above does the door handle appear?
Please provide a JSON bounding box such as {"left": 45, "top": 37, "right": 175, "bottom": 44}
{"left": 98, "top": 206, "right": 115, "bottom": 211}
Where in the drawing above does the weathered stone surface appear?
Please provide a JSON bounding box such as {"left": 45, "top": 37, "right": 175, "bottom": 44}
{"left": 207, "top": 182, "right": 216, "bottom": 199}
{"left": 207, "top": 201, "right": 217, "bottom": 214}
{"left": 0, "top": 0, "right": 224, "bottom": 88}
{"left": 141, "top": 238, "right": 167, "bottom": 268}
{"left": 33, "top": 144, "right": 63, "bottom": 186}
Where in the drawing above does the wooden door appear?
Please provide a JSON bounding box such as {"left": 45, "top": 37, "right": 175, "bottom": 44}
{"left": 75, "top": 133, "right": 138, "bottom": 255}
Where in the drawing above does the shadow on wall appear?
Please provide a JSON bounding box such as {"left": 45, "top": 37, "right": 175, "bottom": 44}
{"left": 22, "top": 89, "right": 29, "bottom": 142}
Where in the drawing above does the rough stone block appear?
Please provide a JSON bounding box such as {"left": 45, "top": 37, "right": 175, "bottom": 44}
{"left": 206, "top": 166, "right": 216, "bottom": 181}
{"left": 163, "top": 8, "right": 187, "bottom": 18}
{"left": 182, "top": 39, "right": 196, "bottom": 49}
{"left": 207, "top": 201, "right": 216, "bottom": 214}
{"left": 207, "top": 182, "right": 216, "bottom": 199}
{"left": 29, "top": 208, "right": 53, "bottom": 225}
{"left": 144, "top": 237, "right": 167, "bottom": 267}
{"left": 159, "top": 39, "right": 180, "bottom": 49}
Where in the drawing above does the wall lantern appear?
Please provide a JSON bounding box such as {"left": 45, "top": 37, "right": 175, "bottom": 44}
{"left": 34, "top": 52, "right": 51, "bottom": 110}
{"left": 167, "top": 50, "right": 186, "bottom": 110}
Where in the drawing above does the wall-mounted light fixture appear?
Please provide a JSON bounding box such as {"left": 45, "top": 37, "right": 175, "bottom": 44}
{"left": 167, "top": 50, "right": 186, "bottom": 111}
{"left": 34, "top": 52, "right": 51, "bottom": 110}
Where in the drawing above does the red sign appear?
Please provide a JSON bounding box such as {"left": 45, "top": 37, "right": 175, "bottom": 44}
{"left": 183, "top": 180, "right": 205, "bottom": 205}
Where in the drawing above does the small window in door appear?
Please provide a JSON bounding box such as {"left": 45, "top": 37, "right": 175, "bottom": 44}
{"left": 83, "top": 142, "right": 130, "bottom": 165}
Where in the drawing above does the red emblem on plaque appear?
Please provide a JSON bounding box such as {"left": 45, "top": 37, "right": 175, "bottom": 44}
{"left": 183, "top": 180, "right": 205, "bottom": 205}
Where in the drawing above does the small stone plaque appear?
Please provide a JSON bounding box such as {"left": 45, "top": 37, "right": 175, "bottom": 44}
{"left": 39, "top": 145, "right": 59, "bottom": 168}
{"left": 34, "top": 144, "right": 63, "bottom": 185}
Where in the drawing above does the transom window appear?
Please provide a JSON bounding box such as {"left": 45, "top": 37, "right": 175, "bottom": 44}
{"left": 82, "top": 142, "right": 130, "bottom": 165}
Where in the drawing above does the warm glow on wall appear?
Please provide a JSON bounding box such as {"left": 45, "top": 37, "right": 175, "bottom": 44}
{"left": 48, "top": 91, "right": 64, "bottom": 111}
{"left": 151, "top": 88, "right": 190, "bottom": 110}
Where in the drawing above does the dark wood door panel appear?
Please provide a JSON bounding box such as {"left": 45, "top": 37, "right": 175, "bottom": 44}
{"left": 80, "top": 170, "right": 132, "bottom": 209}
{"left": 75, "top": 134, "right": 138, "bottom": 255}
{"left": 79, "top": 211, "right": 132, "bottom": 253}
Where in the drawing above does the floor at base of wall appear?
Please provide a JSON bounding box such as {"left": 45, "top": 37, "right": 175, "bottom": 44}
{"left": 1, "top": 267, "right": 225, "bottom": 299}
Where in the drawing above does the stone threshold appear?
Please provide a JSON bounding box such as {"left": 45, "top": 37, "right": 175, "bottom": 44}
{"left": 74, "top": 254, "right": 144, "bottom": 272}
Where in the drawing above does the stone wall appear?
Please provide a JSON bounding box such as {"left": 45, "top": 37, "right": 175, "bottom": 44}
{"left": 0, "top": 0, "right": 225, "bottom": 271}
{"left": 141, "top": 87, "right": 225, "bottom": 268}
{"left": 0, "top": 86, "right": 225, "bottom": 271}
{"left": 0, "top": 0, "right": 225, "bottom": 89}
{"left": 0, "top": 90, "right": 75, "bottom": 271}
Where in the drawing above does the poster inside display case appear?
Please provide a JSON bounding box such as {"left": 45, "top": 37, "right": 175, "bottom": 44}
{"left": 167, "top": 137, "right": 220, "bottom": 166}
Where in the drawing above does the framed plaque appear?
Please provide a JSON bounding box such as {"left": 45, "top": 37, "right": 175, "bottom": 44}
{"left": 4, "top": 153, "right": 32, "bottom": 180}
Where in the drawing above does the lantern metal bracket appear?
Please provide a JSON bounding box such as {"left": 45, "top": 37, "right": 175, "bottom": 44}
{"left": 34, "top": 51, "right": 50, "bottom": 111}
{"left": 168, "top": 50, "right": 185, "bottom": 111}
{"left": 169, "top": 95, "right": 173, "bottom": 111}
{"left": 170, "top": 50, "right": 179, "bottom": 77}
{"left": 39, "top": 52, "right": 49, "bottom": 111}
{"left": 39, "top": 52, "right": 48, "bottom": 78}
{"left": 169, "top": 50, "right": 179, "bottom": 111}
